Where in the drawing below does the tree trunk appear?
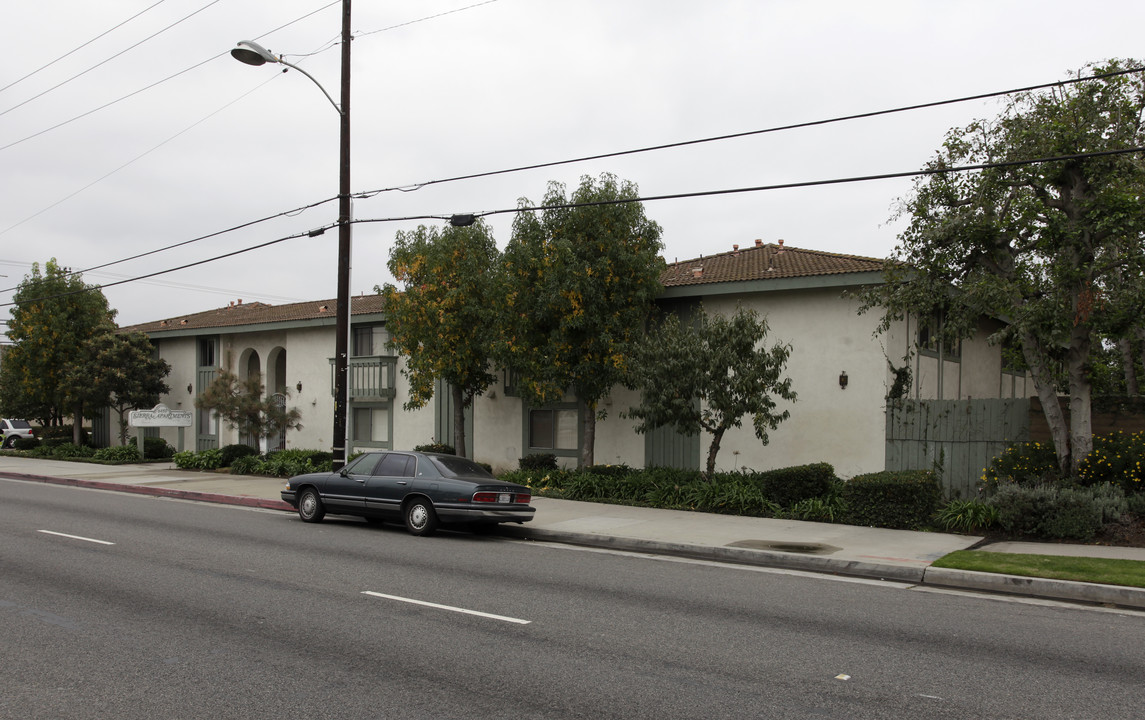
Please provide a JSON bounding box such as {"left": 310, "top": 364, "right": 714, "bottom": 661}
{"left": 1119, "top": 337, "right": 1139, "bottom": 396}
{"left": 73, "top": 401, "right": 83, "bottom": 445}
{"left": 705, "top": 428, "right": 725, "bottom": 478}
{"left": 1067, "top": 322, "right": 1093, "bottom": 476}
{"left": 452, "top": 384, "right": 467, "bottom": 458}
{"left": 580, "top": 398, "right": 595, "bottom": 468}
{"left": 1019, "top": 328, "right": 1072, "bottom": 476}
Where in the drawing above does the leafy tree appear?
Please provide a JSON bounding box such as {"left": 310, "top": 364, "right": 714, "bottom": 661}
{"left": 861, "top": 60, "right": 1145, "bottom": 477}
{"left": 65, "top": 332, "right": 171, "bottom": 444}
{"left": 0, "top": 259, "right": 116, "bottom": 436}
{"left": 500, "top": 173, "right": 664, "bottom": 467}
{"left": 194, "top": 369, "right": 302, "bottom": 452}
{"left": 625, "top": 307, "right": 796, "bottom": 477}
{"left": 377, "top": 221, "right": 501, "bottom": 457}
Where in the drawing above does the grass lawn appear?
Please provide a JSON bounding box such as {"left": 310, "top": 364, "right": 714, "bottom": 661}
{"left": 932, "top": 551, "right": 1145, "bottom": 589}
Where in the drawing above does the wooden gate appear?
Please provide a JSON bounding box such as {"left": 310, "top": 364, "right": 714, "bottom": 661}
{"left": 885, "top": 399, "right": 1030, "bottom": 498}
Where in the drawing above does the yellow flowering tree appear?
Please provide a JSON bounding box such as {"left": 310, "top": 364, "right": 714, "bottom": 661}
{"left": 378, "top": 221, "right": 501, "bottom": 458}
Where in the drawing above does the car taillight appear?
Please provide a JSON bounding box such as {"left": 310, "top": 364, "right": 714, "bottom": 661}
{"left": 472, "top": 492, "right": 500, "bottom": 503}
{"left": 515, "top": 493, "right": 531, "bottom": 504}
{"left": 472, "top": 491, "right": 530, "bottom": 504}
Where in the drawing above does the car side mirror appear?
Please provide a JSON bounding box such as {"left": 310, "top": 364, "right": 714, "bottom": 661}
{"left": 339, "top": 467, "right": 350, "bottom": 477}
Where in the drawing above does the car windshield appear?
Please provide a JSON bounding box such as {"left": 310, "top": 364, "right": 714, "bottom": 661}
{"left": 8, "top": 420, "right": 31, "bottom": 429}
{"left": 429, "top": 455, "right": 494, "bottom": 479}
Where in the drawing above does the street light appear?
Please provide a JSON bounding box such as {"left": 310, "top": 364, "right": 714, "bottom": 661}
{"left": 231, "top": 0, "right": 353, "bottom": 470}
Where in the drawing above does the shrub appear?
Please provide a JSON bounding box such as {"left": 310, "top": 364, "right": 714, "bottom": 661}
{"left": 584, "top": 464, "right": 633, "bottom": 477}
{"left": 228, "top": 454, "right": 261, "bottom": 476}
{"left": 93, "top": 445, "right": 143, "bottom": 463}
{"left": 841, "top": 470, "right": 943, "bottom": 530}
{"left": 144, "top": 437, "right": 174, "bottom": 460}
{"left": 981, "top": 441, "right": 1060, "bottom": 494}
{"left": 12, "top": 436, "right": 40, "bottom": 451}
{"left": 219, "top": 443, "right": 259, "bottom": 467}
{"left": 50, "top": 443, "right": 96, "bottom": 459}
{"left": 1127, "top": 492, "right": 1145, "bottom": 519}
{"left": 989, "top": 484, "right": 1126, "bottom": 541}
{"left": 499, "top": 468, "right": 575, "bottom": 495}
{"left": 415, "top": 442, "right": 455, "bottom": 455}
{"left": 934, "top": 499, "right": 1000, "bottom": 534}
{"left": 173, "top": 448, "right": 224, "bottom": 470}
{"left": 38, "top": 425, "right": 89, "bottom": 447}
{"left": 746, "top": 463, "right": 836, "bottom": 508}
{"left": 785, "top": 495, "right": 847, "bottom": 523}
{"left": 519, "top": 453, "right": 558, "bottom": 471}
{"left": 1077, "top": 431, "right": 1145, "bottom": 495}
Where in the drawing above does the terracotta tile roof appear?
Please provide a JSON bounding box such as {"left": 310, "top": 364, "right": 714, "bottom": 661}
{"left": 662, "top": 240, "right": 885, "bottom": 287}
{"left": 121, "top": 294, "right": 386, "bottom": 334}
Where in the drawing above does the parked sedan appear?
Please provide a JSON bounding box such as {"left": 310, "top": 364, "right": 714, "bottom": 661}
{"left": 281, "top": 450, "right": 535, "bottom": 536}
{"left": 1, "top": 419, "right": 34, "bottom": 449}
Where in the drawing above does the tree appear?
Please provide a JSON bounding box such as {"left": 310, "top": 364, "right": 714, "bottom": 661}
{"left": 65, "top": 332, "right": 171, "bottom": 444}
{"left": 861, "top": 60, "right": 1145, "bottom": 476}
{"left": 194, "top": 369, "right": 302, "bottom": 452}
{"left": 500, "top": 173, "right": 665, "bottom": 467}
{"left": 0, "top": 259, "right": 117, "bottom": 436}
{"left": 377, "top": 221, "right": 501, "bottom": 457}
{"left": 625, "top": 307, "right": 796, "bottom": 477}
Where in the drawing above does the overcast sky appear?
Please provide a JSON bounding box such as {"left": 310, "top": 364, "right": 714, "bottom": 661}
{"left": 3, "top": 0, "right": 1143, "bottom": 328}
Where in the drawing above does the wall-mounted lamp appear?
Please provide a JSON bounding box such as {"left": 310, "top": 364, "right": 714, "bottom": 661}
{"left": 187, "top": 383, "right": 193, "bottom": 394}
{"left": 296, "top": 381, "right": 303, "bottom": 393}
{"left": 839, "top": 371, "right": 848, "bottom": 390}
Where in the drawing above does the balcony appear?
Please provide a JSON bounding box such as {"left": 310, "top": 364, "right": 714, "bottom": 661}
{"left": 331, "top": 355, "right": 397, "bottom": 400}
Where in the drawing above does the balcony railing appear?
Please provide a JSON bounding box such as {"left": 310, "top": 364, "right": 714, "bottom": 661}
{"left": 331, "top": 355, "right": 397, "bottom": 400}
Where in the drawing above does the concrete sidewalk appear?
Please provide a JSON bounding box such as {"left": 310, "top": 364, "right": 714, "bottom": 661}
{"left": 3, "top": 455, "right": 1145, "bottom": 610}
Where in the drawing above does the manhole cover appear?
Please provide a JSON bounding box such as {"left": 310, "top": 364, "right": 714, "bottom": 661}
{"left": 726, "top": 540, "right": 840, "bottom": 555}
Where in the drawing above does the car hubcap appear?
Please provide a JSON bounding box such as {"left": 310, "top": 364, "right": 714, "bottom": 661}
{"left": 410, "top": 505, "right": 427, "bottom": 529}
{"left": 301, "top": 494, "right": 314, "bottom": 517}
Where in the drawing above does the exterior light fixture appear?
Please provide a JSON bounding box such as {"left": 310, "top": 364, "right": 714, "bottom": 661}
{"left": 839, "top": 371, "right": 848, "bottom": 390}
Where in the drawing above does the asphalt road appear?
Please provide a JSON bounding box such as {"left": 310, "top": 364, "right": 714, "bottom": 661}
{"left": 4, "top": 478, "right": 1145, "bottom": 720}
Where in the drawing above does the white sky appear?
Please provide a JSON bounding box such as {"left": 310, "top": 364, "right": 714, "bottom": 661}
{"left": 2, "top": 0, "right": 1143, "bottom": 327}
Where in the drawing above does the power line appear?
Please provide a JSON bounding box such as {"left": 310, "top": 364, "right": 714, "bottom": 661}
{"left": 0, "top": 0, "right": 225, "bottom": 120}
{"left": 0, "top": 0, "right": 170, "bottom": 94}
{"left": 6, "top": 145, "right": 1143, "bottom": 311}
{"left": 355, "top": 0, "right": 501, "bottom": 38}
{"left": 355, "top": 65, "right": 1145, "bottom": 199}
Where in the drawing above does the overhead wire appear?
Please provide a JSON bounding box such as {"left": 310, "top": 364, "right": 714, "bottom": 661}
{"left": 0, "top": 0, "right": 170, "bottom": 94}
{"left": 0, "top": 0, "right": 225, "bottom": 120}
{"left": 8, "top": 144, "right": 1143, "bottom": 310}
{"left": 355, "top": 64, "right": 1145, "bottom": 199}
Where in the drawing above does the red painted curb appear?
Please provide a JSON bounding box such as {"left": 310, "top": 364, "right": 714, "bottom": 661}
{"left": 1, "top": 471, "right": 294, "bottom": 512}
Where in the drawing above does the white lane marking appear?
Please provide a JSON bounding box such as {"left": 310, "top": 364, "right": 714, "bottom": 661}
{"left": 38, "top": 530, "right": 115, "bottom": 545}
{"left": 361, "top": 591, "right": 531, "bottom": 625}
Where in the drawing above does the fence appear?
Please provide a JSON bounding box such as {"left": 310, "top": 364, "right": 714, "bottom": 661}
{"left": 885, "top": 398, "right": 1030, "bottom": 498}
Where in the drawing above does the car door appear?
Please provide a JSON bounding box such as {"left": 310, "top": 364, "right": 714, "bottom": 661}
{"left": 321, "top": 452, "right": 382, "bottom": 512}
{"left": 363, "top": 452, "right": 417, "bottom": 519}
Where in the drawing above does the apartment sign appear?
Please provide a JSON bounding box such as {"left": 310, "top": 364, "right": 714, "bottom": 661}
{"left": 129, "top": 403, "right": 193, "bottom": 428}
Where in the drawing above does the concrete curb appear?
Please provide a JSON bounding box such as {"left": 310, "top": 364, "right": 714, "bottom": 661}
{"left": 0, "top": 471, "right": 294, "bottom": 512}
{"left": 498, "top": 525, "right": 926, "bottom": 583}
{"left": 922, "top": 567, "right": 1145, "bottom": 610}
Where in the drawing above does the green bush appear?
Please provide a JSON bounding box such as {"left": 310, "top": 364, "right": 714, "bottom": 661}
{"left": 228, "top": 455, "right": 260, "bottom": 475}
{"left": 785, "top": 495, "right": 847, "bottom": 523}
{"left": 989, "top": 484, "right": 1126, "bottom": 541}
{"left": 499, "top": 468, "right": 575, "bottom": 494}
{"left": 841, "top": 470, "right": 943, "bottom": 530}
{"left": 519, "top": 453, "right": 558, "bottom": 471}
{"left": 1077, "top": 431, "right": 1145, "bottom": 495}
{"left": 12, "top": 436, "right": 40, "bottom": 451}
{"left": 584, "top": 464, "right": 633, "bottom": 477}
{"left": 38, "top": 425, "right": 89, "bottom": 447}
{"left": 173, "top": 448, "right": 224, "bottom": 470}
{"left": 414, "top": 442, "right": 455, "bottom": 454}
{"left": 93, "top": 445, "right": 143, "bottom": 463}
{"left": 50, "top": 443, "right": 96, "bottom": 459}
{"left": 746, "top": 463, "right": 836, "bottom": 508}
{"left": 981, "top": 441, "right": 1060, "bottom": 493}
{"left": 219, "top": 443, "right": 258, "bottom": 467}
{"left": 144, "top": 437, "right": 174, "bottom": 460}
{"left": 934, "top": 499, "right": 1000, "bottom": 533}
{"left": 1127, "top": 492, "right": 1145, "bottom": 519}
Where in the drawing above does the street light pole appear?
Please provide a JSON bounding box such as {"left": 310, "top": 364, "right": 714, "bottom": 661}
{"left": 331, "top": 0, "right": 352, "bottom": 470}
{"left": 232, "top": 0, "right": 353, "bottom": 469}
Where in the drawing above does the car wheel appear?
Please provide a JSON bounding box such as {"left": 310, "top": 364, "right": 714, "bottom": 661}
{"left": 297, "top": 487, "right": 326, "bottom": 523}
{"left": 403, "top": 498, "right": 438, "bottom": 536}
{"left": 1, "top": 436, "right": 13, "bottom": 449}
